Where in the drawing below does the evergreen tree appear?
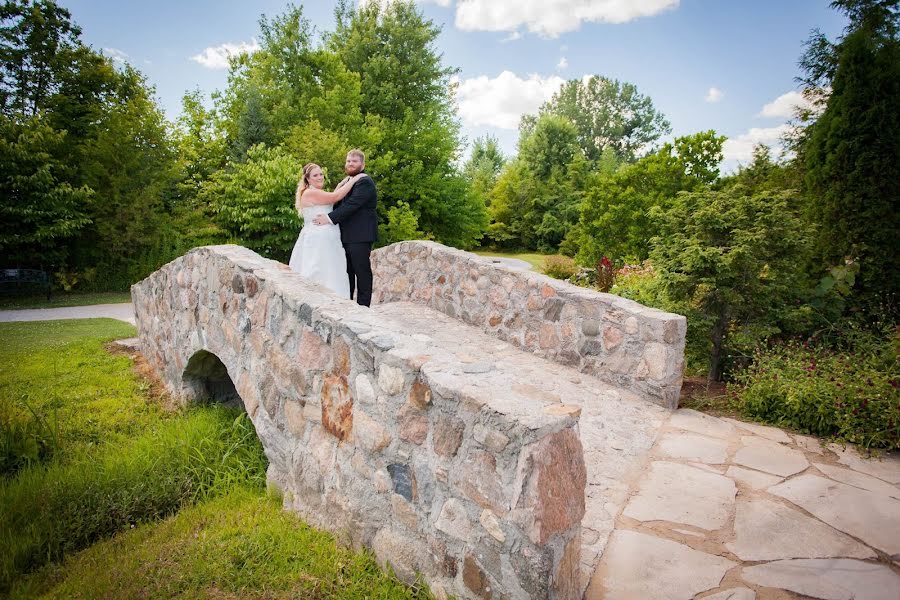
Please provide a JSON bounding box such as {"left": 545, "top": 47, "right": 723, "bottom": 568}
{"left": 802, "top": 0, "right": 900, "bottom": 307}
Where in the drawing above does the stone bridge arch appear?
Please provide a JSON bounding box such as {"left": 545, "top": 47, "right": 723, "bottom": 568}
{"left": 132, "top": 242, "right": 685, "bottom": 600}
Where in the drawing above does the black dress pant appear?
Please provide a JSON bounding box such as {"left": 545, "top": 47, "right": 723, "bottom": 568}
{"left": 344, "top": 242, "right": 373, "bottom": 307}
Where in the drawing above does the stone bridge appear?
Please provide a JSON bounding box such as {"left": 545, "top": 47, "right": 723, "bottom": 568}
{"left": 132, "top": 241, "right": 686, "bottom": 599}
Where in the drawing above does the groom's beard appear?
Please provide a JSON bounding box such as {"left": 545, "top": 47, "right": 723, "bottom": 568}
{"left": 345, "top": 166, "right": 363, "bottom": 176}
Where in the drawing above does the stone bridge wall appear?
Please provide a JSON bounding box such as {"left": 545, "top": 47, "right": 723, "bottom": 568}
{"left": 132, "top": 245, "right": 586, "bottom": 599}
{"left": 372, "top": 241, "right": 686, "bottom": 408}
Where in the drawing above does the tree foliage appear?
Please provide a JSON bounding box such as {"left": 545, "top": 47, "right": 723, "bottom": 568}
{"left": 650, "top": 187, "right": 812, "bottom": 381}
{"left": 537, "top": 75, "right": 671, "bottom": 163}
{"left": 577, "top": 131, "right": 725, "bottom": 265}
{"left": 801, "top": 0, "right": 900, "bottom": 307}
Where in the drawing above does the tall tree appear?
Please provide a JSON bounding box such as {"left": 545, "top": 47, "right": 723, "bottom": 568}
{"left": 330, "top": 0, "right": 486, "bottom": 248}
{"left": 577, "top": 130, "right": 725, "bottom": 265}
{"left": 0, "top": 0, "right": 80, "bottom": 118}
{"left": 538, "top": 75, "right": 671, "bottom": 163}
{"left": 801, "top": 0, "right": 900, "bottom": 307}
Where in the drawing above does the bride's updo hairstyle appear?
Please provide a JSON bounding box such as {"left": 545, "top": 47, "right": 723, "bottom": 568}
{"left": 296, "top": 162, "right": 319, "bottom": 204}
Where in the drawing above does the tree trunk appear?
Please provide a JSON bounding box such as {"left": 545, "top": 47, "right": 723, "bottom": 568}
{"left": 708, "top": 306, "right": 728, "bottom": 383}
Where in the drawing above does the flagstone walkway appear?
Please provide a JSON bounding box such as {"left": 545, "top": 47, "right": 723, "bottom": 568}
{"left": 585, "top": 408, "right": 900, "bottom": 600}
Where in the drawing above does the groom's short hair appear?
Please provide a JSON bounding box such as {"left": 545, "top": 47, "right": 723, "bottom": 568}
{"left": 347, "top": 148, "right": 365, "bottom": 163}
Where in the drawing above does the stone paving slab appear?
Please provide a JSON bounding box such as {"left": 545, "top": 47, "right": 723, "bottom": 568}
{"left": 587, "top": 410, "right": 900, "bottom": 600}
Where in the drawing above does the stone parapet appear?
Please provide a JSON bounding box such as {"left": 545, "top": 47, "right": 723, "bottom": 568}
{"left": 372, "top": 241, "right": 686, "bottom": 408}
{"left": 132, "top": 245, "right": 586, "bottom": 599}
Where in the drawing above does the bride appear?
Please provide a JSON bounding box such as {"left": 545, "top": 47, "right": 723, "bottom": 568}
{"left": 288, "top": 163, "right": 363, "bottom": 298}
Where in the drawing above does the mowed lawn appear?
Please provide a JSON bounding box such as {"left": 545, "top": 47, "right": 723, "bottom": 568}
{"left": 471, "top": 249, "right": 548, "bottom": 271}
{"left": 1, "top": 320, "right": 433, "bottom": 599}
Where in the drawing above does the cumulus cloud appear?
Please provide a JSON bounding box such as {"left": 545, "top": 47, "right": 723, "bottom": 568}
{"left": 557, "top": 57, "right": 569, "bottom": 70}
{"left": 759, "top": 90, "right": 812, "bottom": 118}
{"left": 455, "top": 70, "right": 566, "bottom": 129}
{"left": 103, "top": 47, "right": 129, "bottom": 65}
{"left": 455, "top": 0, "right": 680, "bottom": 38}
{"left": 705, "top": 86, "right": 724, "bottom": 103}
{"left": 190, "top": 39, "right": 260, "bottom": 70}
{"left": 501, "top": 31, "right": 522, "bottom": 42}
{"left": 722, "top": 124, "right": 791, "bottom": 163}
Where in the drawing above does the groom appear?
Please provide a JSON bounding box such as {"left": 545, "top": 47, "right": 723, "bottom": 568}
{"left": 313, "top": 149, "right": 378, "bottom": 306}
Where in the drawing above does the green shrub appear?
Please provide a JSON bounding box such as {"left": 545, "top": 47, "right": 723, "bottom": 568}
{"left": 732, "top": 328, "right": 899, "bottom": 450}
{"left": 542, "top": 255, "right": 578, "bottom": 280}
{"left": 0, "top": 407, "right": 267, "bottom": 591}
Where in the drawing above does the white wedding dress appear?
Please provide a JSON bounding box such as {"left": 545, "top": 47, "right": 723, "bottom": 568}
{"left": 288, "top": 204, "right": 350, "bottom": 299}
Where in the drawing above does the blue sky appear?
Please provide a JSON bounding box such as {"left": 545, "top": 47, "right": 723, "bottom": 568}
{"left": 57, "top": 0, "right": 847, "bottom": 170}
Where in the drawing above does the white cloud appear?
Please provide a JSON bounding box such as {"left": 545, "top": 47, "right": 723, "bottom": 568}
{"left": 501, "top": 31, "right": 522, "bottom": 42}
{"left": 455, "top": 0, "right": 680, "bottom": 38}
{"left": 557, "top": 57, "right": 569, "bottom": 70}
{"left": 705, "top": 86, "right": 724, "bottom": 103}
{"left": 103, "top": 47, "right": 129, "bottom": 65}
{"left": 455, "top": 70, "right": 566, "bottom": 129}
{"left": 722, "top": 124, "right": 791, "bottom": 163}
{"left": 190, "top": 39, "right": 260, "bottom": 70}
{"left": 759, "top": 90, "right": 812, "bottom": 118}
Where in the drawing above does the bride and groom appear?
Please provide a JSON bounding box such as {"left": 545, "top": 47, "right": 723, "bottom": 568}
{"left": 288, "top": 149, "right": 377, "bottom": 307}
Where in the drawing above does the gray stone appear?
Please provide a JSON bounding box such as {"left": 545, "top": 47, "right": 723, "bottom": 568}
{"left": 815, "top": 463, "right": 900, "bottom": 500}
{"left": 657, "top": 431, "right": 728, "bottom": 464}
{"left": 595, "top": 530, "right": 736, "bottom": 600}
{"left": 668, "top": 409, "right": 735, "bottom": 439}
{"left": 462, "top": 361, "right": 493, "bottom": 374}
{"left": 793, "top": 434, "right": 824, "bottom": 454}
{"left": 354, "top": 373, "right": 376, "bottom": 404}
{"left": 733, "top": 436, "right": 809, "bottom": 477}
{"left": 387, "top": 463, "right": 415, "bottom": 502}
{"left": 377, "top": 364, "right": 404, "bottom": 395}
{"left": 742, "top": 558, "right": 900, "bottom": 600}
{"left": 725, "top": 498, "right": 875, "bottom": 561}
{"left": 701, "top": 589, "right": 756, "bottom": 600}
{"left": 582, "top": 319, "right": 601, "bottom": 336}
{"left": 769, "top": 474, "right": 900, "bottom": 555}
{"left": 725, "top": 465, "right": 782, "bottom": 490}
{"left": 828, "top": 444, "right": 900, "bottom": 484}
{"left": 434, "top": 498, "right": 473, "bottom": 541}
{"left": 623, "top": 461, "right": 735, "bottom": 530}
{"left": 723, "top": 417, "right": 792, "bottom": 443}
{"left": 479, "top": 509, "right": 506, "bottom": 543}
{"left": 353, "top": 410, "right": 391, "bottom": 453}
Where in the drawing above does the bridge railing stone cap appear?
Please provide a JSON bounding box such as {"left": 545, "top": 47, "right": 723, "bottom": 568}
{"left": 163, "top": 245, "right": 581, "bottom": 437}
{"left": 382, "top": 240, "right": 686, "bottom": 325}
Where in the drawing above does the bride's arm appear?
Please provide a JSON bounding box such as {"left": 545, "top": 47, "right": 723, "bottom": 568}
{"left": 300, "top": 175, "right": 364, "bottom": 205}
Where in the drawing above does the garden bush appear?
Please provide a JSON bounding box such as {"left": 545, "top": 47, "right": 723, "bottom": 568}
{"left": 542, "top": 255, "right": 578, "bottom": 280}
{"left": 732, "top": 327, "right": 899, "bottom": 450}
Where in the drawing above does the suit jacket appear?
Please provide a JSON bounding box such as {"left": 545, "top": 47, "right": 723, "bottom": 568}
{"left": 328, "top": 174, "right": 378, "bottom": 244}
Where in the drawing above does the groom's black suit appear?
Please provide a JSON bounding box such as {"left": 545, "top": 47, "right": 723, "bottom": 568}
{"left": 328, "top": 174, "right": 377, "bottom": 306}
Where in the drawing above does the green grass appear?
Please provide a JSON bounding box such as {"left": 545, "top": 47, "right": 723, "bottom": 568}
{"left": 1, "top": 319, "right": 160, "bottom": 474}
{"left": 1, "top": 319, "right": 435, "bottom": 598}
{"left": 472, "top": 249, "right": 549, "bottom": 271}
{"left": 0, "top": 292, "right": 132, "bottom": 310}
{"left": 0, "top": 408, "right": 266, "bottom": 591}
{"left": 12, "top": 486, "right": 432, "bottom": 599}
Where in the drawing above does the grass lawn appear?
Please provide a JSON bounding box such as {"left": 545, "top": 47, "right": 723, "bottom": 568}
{"left": 0, "top": 320, "right": 433, "bottom": 598}
{"left": 471, "top": 249, "right": 549, "bottom": 271}
{"left": 0, "top": 319, "right": 161, "bottom": 473}
{"left": 13, "top": 487, "right": 431, "bottom": 599}
{"left": 0, "top": 291, "right": 132, "bottom": 310}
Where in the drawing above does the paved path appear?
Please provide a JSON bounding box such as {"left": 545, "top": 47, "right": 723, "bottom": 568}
{"left": 586, "top": 409, "right": 900, "bottom": 600}
{"left": 0, "top": 302, "right": 135, "bottom": 325}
